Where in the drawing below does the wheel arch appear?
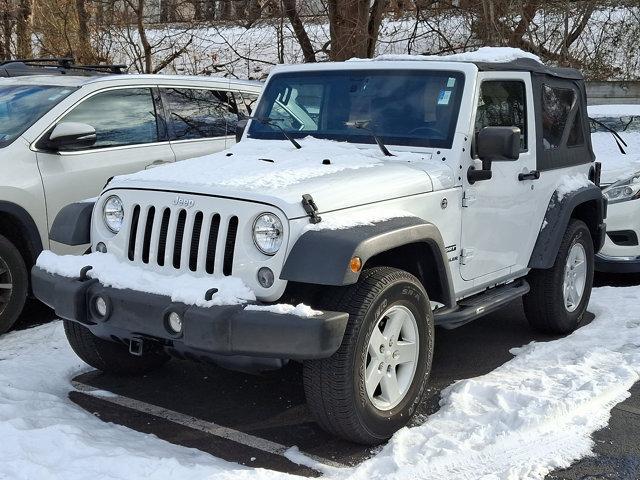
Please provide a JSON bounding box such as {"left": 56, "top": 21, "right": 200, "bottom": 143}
{"left": 280, "top": 217, "right": 455, "bottom": 308}
{"left": 0, "top": 201, "right": 44, "bottom": 270}
{"left": 529, "top": 184, "right": 606, "bottom": 269}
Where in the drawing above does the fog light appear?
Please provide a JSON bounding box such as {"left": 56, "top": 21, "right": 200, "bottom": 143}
{"left": 257, "top": 267, "right": 275, "bottom": 288}
{"left": 94, "top": 296, "right": 108, "bottom": 317}
{"left": 167, "top": 311, "right": 183, "bottom": 334}
{"left": 96, "top": 242, "right": 107, "bottom": 253}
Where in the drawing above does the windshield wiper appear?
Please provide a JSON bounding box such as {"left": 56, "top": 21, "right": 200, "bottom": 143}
{"left": 345, "top": 120, "right": 394, "bottom": 157}
{"left": 246, "top": 116, "right": 301, "bottom": 149}
{"left": 589, "top": 117, "right": 627, "bottom": 154}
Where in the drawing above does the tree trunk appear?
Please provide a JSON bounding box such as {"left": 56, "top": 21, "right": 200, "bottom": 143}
{"left": 135, "top": 0, "right": 153, "bottom": 72}
{"left": 282, "top": 0, "right": 316, "bottom": 62}
{"left": 76, "top": 0, "right": 93, "bottom": 63}
{"left": 327, "top": 0, "right": 370, "bottom": 61}
{"left": 16, "top": 0, "right": 33, "bottom": 58}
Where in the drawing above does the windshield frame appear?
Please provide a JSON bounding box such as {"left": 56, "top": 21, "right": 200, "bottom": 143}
{"left": 247, "top": 69, "right": 466, "bottom": 150}
{"left": 0, "top": 84, "right": 77, "bottom": 149}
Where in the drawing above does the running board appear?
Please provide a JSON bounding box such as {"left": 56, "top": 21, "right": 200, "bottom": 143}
{"left": 434, "top": 280, "right": 530, "bottom": 329}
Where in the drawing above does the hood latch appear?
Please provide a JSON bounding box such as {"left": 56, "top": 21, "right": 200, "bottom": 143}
{"left": 301, "top": 194, "right": 322, "bottom": 224}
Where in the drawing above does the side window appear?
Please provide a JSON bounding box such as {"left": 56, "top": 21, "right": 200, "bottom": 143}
{"left": 163, "top": 88, "right": 233, "bottom": 140}
{"left": 227, "top": 91, "right": 259, "bottom": 132}
{"left": 238, "top": 92, "right": 259, "bottom": 118}
{"left": 60, "top": 88, "right": 158, "bottom": 149}
{"left": 475, "top": 80, "right": 527, "bottom": 151}
{"left": 541, "top": 84, "right": 583, "bottom": 149}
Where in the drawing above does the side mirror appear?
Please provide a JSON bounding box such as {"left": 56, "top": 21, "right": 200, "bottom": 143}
{"left": 468, "top": 126, "right": 521, "bottom": 184}
{"left": 476, "top": 126, "right": 521, "bottom": 163}
{"left": 236, "top": 118, "right": 248, "bottom": 143}
{"left": 48, "top": 122, "right": 96, "bottom": 150}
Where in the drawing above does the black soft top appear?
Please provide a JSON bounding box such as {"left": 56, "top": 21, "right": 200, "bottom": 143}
{"left": 473, "top": 57, "right": 583, "bottom": 80}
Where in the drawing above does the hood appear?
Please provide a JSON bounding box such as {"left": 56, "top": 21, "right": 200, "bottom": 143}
{"left": 109, "top": 138, "right": 454, "bottom": 218}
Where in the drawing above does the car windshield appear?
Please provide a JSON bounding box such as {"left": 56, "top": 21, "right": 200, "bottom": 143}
{"left": 247, "top": 69, "right": 465, "bottom": 149}
{"left": 0, "top": 84, "right": 75, "bottom": 148}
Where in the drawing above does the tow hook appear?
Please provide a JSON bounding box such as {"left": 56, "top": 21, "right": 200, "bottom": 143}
{"left": 129, "top": 337, "right": 144, "bottom": 356}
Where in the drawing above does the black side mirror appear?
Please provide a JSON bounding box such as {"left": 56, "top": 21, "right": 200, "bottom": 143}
{"left": 477, "top": 126, "right": 521, "bottom": 163}
{"left": 236, "top": 118, "right": 248, "bottom": 143}
{"left": 47, "top": 122, "right": 96, "bottom": 150}
{"left": 468, "top": 126, "right": 521, "bottom": 184}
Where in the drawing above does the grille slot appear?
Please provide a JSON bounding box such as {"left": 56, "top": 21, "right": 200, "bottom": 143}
{"left": 223, "top": 216, "right": 238, "bottom": 276}
{"left": 127, "top": 205, "right": 140, "bottom": 261}
{"left": 126, "top": 205, "right": 240, "bottom": 277}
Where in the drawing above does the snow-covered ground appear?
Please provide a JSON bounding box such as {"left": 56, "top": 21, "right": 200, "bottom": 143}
{"left": 2, "top": 284, "right": 639, "bottom": 480}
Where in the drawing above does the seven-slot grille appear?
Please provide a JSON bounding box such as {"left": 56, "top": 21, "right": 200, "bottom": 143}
{"left": 126, "top": 204, "right": 239, "bottom": 276}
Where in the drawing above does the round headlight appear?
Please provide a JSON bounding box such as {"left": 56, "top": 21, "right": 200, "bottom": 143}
{"left": 103, "top": 195, "right": 124, "bottom": 233}
{"left": 253, "top": 213, "right": 283, "bottom": 255}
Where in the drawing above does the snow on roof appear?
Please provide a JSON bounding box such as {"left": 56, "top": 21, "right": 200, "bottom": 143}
{"left": 588, "top": 104, "right": 640, "bottom": 117}
{"left": 370, "top": 47, "right": 542, "bottom": 64}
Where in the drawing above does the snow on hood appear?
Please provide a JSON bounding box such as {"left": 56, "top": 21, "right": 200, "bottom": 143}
{"left": 368, "top": 47, "right": 541, "bottom": 64}
{"left": 110, "top": 138, "right": 453, "bottom": 218}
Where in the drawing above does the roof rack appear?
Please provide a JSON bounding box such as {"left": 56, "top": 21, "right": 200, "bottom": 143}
{"left": 0, "top": 58, "right": 128, "bottom": 77}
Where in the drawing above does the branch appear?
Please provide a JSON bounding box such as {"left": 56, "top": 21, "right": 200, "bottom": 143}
{"left": 152, "top": 36, "right": 194, "bottom": 73}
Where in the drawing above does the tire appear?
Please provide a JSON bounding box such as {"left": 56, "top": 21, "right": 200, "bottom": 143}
{"left": 523, "top": 219, "right": 594, "bottom": 334}
{"left": 64, "top": 320, "right": 170, "bottom": 375}
{"left": 0, "top": 234, "right": 28, "bottom": 334}
{"left": 303, "top": 267, "right": 434, "bottom": 445}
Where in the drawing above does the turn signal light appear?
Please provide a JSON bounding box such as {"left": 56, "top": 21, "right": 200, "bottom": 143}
{"left": 350, "top": 256, "right": 362, "bottom": 273}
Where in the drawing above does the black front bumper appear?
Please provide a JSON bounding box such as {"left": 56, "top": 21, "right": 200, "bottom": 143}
{"left": 595, "top": 253, "right": 640, "bottom": 273}
{"left": 32, "top": 267, "right": 349, "bottom": 361}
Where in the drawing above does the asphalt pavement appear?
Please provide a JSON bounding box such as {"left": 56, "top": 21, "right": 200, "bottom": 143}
{"left": 13, "top": 272, "right": 640, "bottom": 479}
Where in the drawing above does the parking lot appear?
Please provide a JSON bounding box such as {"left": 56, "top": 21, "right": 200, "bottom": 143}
{"left": 14, "top": 272, "right": 640, "bottom": 479}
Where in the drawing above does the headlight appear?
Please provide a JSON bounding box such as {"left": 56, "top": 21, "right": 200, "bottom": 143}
{"left": 253, "top": 213, "right": 283, "bottom": 255}
{"left": 103, "top": 195, "right": 124, "bottom": 233}
{"left": 603, "top": 172, "right": 640, "bottom": 204}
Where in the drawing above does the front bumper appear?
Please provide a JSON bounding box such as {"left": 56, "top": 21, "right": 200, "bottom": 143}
{"left": 595, "top": 253, "right": 640, "bottom": 273}
{"left": 32, "top": 267, "right": 349, "bottom": 361}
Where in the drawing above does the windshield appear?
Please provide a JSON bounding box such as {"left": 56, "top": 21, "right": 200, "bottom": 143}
{"left": 248, "top": 69, "right": 465, "bottom": 149}
{"left": 0, "top": 84, "right": 75, "bottom": 148}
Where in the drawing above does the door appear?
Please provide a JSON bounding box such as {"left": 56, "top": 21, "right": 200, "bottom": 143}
{"left": 161, "top": 87, "right": 236, "bottom": 160}
{"left": 460, "top": 73, "right": 541, "bottom": 282}
{"left": 36, "top": 87, "right": 176, "bottom": 236}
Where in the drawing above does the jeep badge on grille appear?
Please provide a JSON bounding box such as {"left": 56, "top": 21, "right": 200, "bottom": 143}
{"left": 173, "top": 196, "right": 195, "bottom": 208}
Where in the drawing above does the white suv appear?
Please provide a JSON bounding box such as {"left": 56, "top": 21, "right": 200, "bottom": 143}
{"left": 33, "top": 50, "right": 606, "bottom": 444}
{"left": 0, "top": 69, "right": 261, "bottom": 332}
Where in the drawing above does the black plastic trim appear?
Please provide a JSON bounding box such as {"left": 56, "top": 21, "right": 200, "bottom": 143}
{"left": 0, "top": 201, "right": 44, "bottom": 265}
{"left": 49, "top": 201, "right": 95, "bottom": 246}
{"left": 595, "top": 254, "right": 640, "bottom": 273}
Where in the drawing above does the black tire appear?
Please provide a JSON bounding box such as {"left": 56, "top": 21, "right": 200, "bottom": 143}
{"left": 523, "top": 219, "right": 594, "bottom": 334}
{"left": 64, "top": 320, "right": 170, "bottom": 375}
{"left": 303, "top": 267, "right": 434, "bottom": 445}
{"left": 0, "top": 234, "right": 28, "bottom": 334}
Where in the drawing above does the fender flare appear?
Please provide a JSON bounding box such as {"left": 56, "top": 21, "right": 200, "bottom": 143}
{"left": 50, "top": 201, "right": 95, "bottom": 246}
{"left": 0, "top": 201, "right": 44, "bottom": 266}
{"left": 528, "top": 184, "right": 606, "bottom": 269}
{"left": 280, "top": 217, "right": 455, "bottom": 307}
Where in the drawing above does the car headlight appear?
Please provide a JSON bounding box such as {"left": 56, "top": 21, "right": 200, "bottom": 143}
{"left": 253, "top": 213, "right": 283, "bottom": 255}
{"left": 103, "top": 195, "right": 124, "bottom": 233}
{"left": 603, "top": 172, "right": 640, "bottom": 204}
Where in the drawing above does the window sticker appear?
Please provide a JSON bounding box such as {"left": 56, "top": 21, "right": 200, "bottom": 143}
{"left": 438, "top": 89, "right": 452, "bottom": 105}
{"left": 447, "top": 77, "right": 456, "bottom": 88}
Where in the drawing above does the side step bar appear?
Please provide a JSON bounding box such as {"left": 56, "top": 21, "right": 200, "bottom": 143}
{"left": 434, "top": 280, "right": 530, "bottom": 329}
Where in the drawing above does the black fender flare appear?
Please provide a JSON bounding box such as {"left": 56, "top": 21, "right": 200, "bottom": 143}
{"left": 0, "top": 201, "right": 44, "bottom": 267}
{"left": 280, "top": 217, "right": 455, "bottom": 308}
{"left": 50, "top": 201, "right": 95, "bottom": 246}
{"left": 528, "top": 184, "right": 606, "bottom": 269}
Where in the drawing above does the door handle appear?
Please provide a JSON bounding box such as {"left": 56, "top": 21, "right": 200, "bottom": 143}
{"left": 518, "top": 170, "right": 540, "bottom": 181}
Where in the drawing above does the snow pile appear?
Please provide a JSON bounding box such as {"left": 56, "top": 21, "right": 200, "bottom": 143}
{"left": 244, "top": 303, "right": 322, "bottom": 317}
{"left": 555, "top": 173, "right": 593, "bottom": 201}
{"left": 588, "top": 104, "right": 640, "bottom": 117}
{"left": 2, "top": 285, "right": 639, "bottom": 479}
{"left": 305, "top": 209, "right": 414, "bottom": 231}
{"left": 117, "top": 138, "right": 385, "bottom": 192}
{"left": 36, "top": 251, "right": 256, "bottom": 308}
{"left": 371, "top": 47, "right": 541, "bottom": 64}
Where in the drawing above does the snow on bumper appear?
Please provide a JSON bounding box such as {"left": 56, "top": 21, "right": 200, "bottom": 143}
{"left": 33, "top": 252, "right": 348, "bottom": 360}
